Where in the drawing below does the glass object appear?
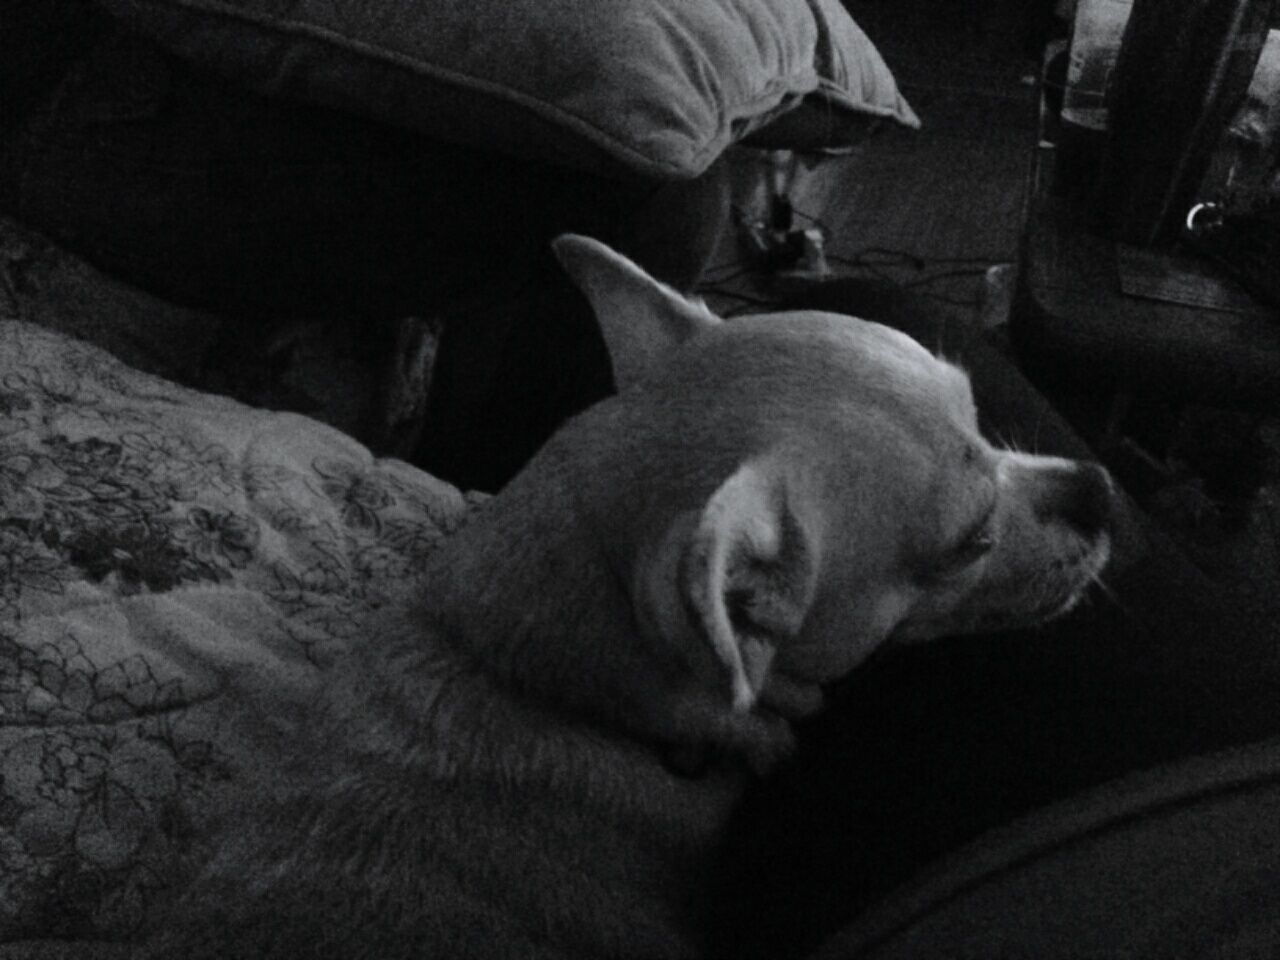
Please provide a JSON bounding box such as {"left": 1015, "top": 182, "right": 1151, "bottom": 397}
{"left": 1098, "top": 0, "right": 1273, "bottom": 246}
{"left": 1055, "top": 0, "right": 1133, "bottom": 206}
{"left": 1198, "top": 27, "right": 1280, "bottom": 214}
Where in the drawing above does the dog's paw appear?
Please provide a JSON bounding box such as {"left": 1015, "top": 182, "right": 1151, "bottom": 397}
{"left": 661, "top": 742, "right": 715, "bottom": 779}
{"left": 710, "top": 710, "right": 796, "bottom": 777}
{"left": 741, "top": 713, "right": 798, "bottom": 776}
{"left": 660, "top": 688, "right": 797, "bottom": 777}
{"left": 757, "top": 673, "right": 824, "bottom": 720}
{"left": 661, "top": 712, "right": 795, "bottom": 778}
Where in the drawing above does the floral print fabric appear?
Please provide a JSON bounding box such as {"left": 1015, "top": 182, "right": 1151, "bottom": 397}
{"left": 0, "top": 320, "right": 476, "bottom": 942}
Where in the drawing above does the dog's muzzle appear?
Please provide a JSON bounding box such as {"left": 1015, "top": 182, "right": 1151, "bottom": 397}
{"left": 1033, "top": 461, "right": 1114, "bottom": 543}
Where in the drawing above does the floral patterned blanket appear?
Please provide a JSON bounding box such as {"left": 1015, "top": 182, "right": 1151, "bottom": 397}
{"left": 0, "top": 319, "right": 479, "bottom": 945}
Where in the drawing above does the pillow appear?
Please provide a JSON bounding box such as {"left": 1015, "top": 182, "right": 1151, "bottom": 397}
{"left": 0, "top": 318, "right": 483, "bottom": 940}
{"left": 91, "top": 0, "right": 920, "bottom": 180}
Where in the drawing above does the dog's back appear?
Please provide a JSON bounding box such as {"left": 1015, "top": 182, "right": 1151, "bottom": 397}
{"left": 147, "top": 611, "right": 742, "bottom": 959}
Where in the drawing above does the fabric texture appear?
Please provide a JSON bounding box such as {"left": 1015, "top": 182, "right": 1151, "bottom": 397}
{"left": 0, "top": 319, "right": 482, "bottom": 941}
{"left": 811, "top": 736, "right": 1280, "bottom": 959}
{"left": 92, "top": 0, "right": 919, "bottom": 179}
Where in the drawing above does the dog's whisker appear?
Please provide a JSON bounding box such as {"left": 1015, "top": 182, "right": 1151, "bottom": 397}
{"left": 1030, "top": 402, "right": 1050, "bottom": 456}
{"left": 1090, "top": 570, "right": 1138, "bottom": 619}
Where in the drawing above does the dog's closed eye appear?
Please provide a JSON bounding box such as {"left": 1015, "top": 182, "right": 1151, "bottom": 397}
{"left": 924, "top": 500, "right": 997, "bottom": 580}
{"left": 950, "top": 524, "right": 996, "bottom": 566}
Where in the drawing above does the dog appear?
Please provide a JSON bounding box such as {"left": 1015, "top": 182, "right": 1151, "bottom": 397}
{"left": 145, "top": 235, "right": 1113, "bottom": 959}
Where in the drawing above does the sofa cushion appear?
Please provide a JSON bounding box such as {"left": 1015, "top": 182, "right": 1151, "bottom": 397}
{"left": 92, "top": 0, "right": 919, "bottom": 180}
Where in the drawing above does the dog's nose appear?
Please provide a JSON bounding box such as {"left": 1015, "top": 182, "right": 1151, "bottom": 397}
{"left": 1036, "top": 461, "right": 1113, "bottom": 539}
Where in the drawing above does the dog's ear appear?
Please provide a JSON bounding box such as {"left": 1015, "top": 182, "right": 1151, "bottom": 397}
{"left": 684, "top": 456, "right": 819, "bottom": 713}
{"left": 551, "top": 234, "right": 719, "bottom": 390}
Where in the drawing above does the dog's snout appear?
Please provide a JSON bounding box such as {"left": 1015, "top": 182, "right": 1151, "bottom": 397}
{"left": 1035, "top": 461, "right": 1113, "bottom": 539}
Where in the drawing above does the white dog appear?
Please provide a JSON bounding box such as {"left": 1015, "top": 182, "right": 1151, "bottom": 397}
{"left": 145, "top": 235, "right": 1112, "bottom": 959}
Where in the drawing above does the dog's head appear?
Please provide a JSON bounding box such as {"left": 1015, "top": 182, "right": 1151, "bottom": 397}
{"left": 426, "top": 236, "right": 1111, "bottom": 772}
{"left": 550, "top": 235, "right": 1112, "bottom": 722}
